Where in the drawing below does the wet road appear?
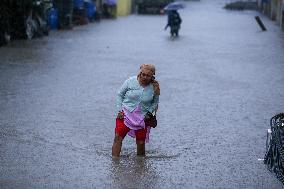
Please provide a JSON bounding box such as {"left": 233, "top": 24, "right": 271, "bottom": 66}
{"left": 1, "top": 0, "right": 284, "bottom": 188}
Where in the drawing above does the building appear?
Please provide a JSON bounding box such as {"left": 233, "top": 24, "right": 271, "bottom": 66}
{"left": 116, "top": 0, "right": 132, "bottom": 16}
{"left": 257, "top": 0, "right": 284, "bottom": 30}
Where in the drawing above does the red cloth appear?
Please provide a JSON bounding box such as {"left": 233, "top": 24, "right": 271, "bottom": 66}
{"left": 115, "top": 118, "right": 147, "bottom": 141}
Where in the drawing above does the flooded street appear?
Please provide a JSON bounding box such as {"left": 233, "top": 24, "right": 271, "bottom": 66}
{"left": 1, "top": 0, "right": 284, "bottom": 188}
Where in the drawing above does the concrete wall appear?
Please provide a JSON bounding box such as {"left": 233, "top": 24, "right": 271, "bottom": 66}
{"left": 258, "top": 0, "right": 271, "bottom": 15}
{"left": 281, "top": 1, "right": 284, "bottom": 29}
{"left": 270, "top": 0, "right": 277, "bottom": 20}
{"left": 276, "top": 0, "right": 282, "bottom": 24}
{"left": 258, "top": 0, "right": 284, "bottom": 30}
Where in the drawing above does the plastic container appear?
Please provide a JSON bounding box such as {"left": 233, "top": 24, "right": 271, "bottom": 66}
{"left": 85, "top": 2, "right": 96, "bottom": 20}
{"left": 47, "top": 8, "right": 58, "bottom": 29}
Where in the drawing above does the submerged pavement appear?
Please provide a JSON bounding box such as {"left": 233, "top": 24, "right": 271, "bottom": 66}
{"left": 1, "top": 0, "right": 284, "bottom": 188}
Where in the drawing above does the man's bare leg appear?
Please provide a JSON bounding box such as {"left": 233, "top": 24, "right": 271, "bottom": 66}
{"left": 112, "top": 134, "right": 123, "bottom": 157}
{"left": 136, "top": 140, "right": 145, "bottom": 156}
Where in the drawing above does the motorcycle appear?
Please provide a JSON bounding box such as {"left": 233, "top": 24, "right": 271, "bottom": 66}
{"left": 25, "top": 0, "right": 52, "bottom": 39}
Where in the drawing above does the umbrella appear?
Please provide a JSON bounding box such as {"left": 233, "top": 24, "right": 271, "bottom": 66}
{"left": 164, "top": 1, "right": 185, "bottom": 10}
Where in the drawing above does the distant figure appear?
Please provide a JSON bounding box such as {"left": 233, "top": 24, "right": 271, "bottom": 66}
{"left": 164, "top": 10, "right": 182, "bottom": 37}
{"left": 112, "top": 64, "right": 160, "bottom": 157}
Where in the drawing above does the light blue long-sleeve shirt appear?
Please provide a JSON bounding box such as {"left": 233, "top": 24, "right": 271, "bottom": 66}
{"left": 116, "top": 76, "right": 159, "bottom": 116}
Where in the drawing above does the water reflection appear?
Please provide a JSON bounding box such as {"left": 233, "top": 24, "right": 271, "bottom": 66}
{"left": 110, "top": 156, "right": 158, "bottom": 189}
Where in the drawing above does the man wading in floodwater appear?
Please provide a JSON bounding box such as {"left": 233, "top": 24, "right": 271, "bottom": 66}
{"left": 165, "top": 10, "right": 182, "bottom": 37}
{"left": 112, "top": 64, "right": 160, "bottom": 157}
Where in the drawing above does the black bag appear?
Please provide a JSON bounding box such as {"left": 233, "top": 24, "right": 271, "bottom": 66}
{"left": 144, "top": 112, "right": 157, "bottom": 128}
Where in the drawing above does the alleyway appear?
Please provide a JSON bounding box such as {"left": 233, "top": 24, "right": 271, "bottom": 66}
{"left": 1, "top": 0, "right": 284, "bottom": 188}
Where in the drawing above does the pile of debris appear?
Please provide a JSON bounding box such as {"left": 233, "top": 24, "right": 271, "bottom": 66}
{"left": 224, "top": 1, "right": 257, "bottom": 10}
{"left": 136, "top": 0, "right": 173, "bottom": 14}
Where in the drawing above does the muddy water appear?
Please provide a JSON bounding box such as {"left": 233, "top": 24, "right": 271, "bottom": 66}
{"left": 1, "top": 0, "right": 284, "bottom": 188}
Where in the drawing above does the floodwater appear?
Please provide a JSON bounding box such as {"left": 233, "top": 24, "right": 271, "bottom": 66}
{"left": 1, "top": 0, "right": 284, "bottom": 188}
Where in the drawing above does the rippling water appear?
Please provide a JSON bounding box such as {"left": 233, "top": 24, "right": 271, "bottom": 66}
{"left": 1, "top": 0, "right": 284, "bottom": 188}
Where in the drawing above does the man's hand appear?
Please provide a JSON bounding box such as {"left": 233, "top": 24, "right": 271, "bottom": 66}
{"left": 152, "top": 80, "right": 160, "bottom": 95}
{"left": 164, "top": 25, "right": 168, "bottom": 30}
{"left": 117, "top": 111, "right": 124, "bottom": 120}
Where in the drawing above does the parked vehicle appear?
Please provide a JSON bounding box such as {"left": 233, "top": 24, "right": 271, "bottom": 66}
{"left": 0, "top": 0, "right": 51, "bottom": 46}
{"left": 26, "top": 0, "right": 50, "bottom": 39}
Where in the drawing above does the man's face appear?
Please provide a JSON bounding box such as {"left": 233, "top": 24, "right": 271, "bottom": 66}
{"left": 140, "top": 68, "right": 153, "bottom": 85}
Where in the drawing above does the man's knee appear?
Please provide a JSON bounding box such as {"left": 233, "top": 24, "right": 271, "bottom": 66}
{"left": 136, "top": 140, "right": 145, "bottom": 145}
{"left": 114, "top": 134, "right": 123, "bottom": 143}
